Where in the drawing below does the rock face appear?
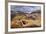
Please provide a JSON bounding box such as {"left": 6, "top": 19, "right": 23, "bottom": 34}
{"left": 11, "top": 10, "right": 41, "bottom": 28}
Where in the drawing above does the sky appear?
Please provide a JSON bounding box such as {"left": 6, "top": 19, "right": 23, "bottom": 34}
{"left": 11, "top": 5, "right": 41, "bottom": 13}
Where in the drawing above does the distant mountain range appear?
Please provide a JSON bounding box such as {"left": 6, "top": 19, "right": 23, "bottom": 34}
{"left": 11, "top": 10, "right": 41, "bottom": 14}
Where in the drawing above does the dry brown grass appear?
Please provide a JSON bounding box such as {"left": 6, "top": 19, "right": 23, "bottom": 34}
{"left": 11, "top": 12, "right": 41, "bottom": 28}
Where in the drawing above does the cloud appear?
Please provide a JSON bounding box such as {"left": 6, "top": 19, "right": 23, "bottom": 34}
{"left": 11, "top": 5, "right": 41, "bottom": 13}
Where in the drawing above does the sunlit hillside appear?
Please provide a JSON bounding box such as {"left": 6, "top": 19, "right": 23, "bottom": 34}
{"left": 11, "top": 10, "right": 41, "bottom": 28}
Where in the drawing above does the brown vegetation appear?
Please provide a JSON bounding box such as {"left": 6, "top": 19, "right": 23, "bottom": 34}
{"left": 11, "top": 11, "right": 41, "bottom": 28}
